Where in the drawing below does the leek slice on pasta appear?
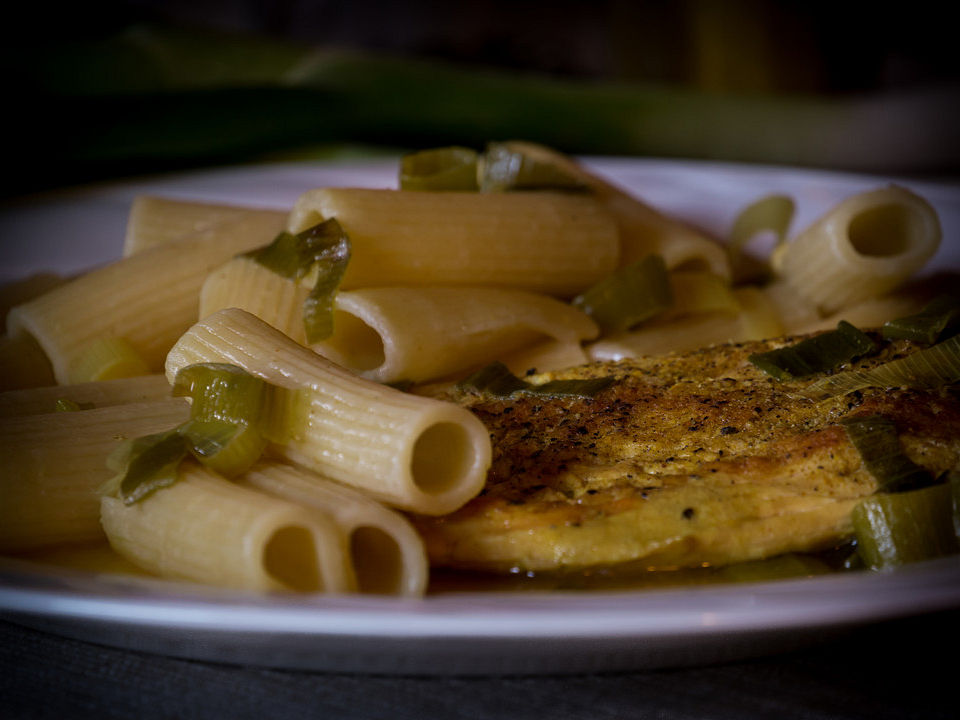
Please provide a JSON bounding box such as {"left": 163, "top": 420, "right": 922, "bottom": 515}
{"left": 399, "top": 146, "right": 479, "bottom": 191}
{"left": 104, "top": 363, "right": 308, "bottom": 504}
{"left": 244, "top": 218, "right": 351, "bottom": 343}
{"left": 166, "top": 308, "right": 492, "bottom": 515}
{"left": 572, "top": 255, "right": 673, "bottom": 335}
{"left": 479, "top": 142, "right": 588, "bottom": 192}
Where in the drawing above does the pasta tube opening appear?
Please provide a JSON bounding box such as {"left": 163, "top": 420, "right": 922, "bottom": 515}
{"left": 166, "top": 308, "right": 492, "bottom": 515}
{"left": 349, "top": 525, "right": 404, "bottom": 595}
{"left": 238, "top": 461, "right": 430, "bottom": 596}
{"left": 410, "top": 421, "right": 476, "bottom": 496}
{"left": 847, "top": 203, "right": 920, "bottom": 257}
{"left": 775, "top": 186, "right": 941, "bottom": 315}
{"left": 262, "top": 524, "right": 324, "bottom": 593}
{"left": 327, "top": 309, "right": 386, "bottom": 372}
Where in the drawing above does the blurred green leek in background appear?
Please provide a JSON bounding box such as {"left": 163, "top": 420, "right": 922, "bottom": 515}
{"left": 6, "top": 21, "right": 959, "bottom": 197}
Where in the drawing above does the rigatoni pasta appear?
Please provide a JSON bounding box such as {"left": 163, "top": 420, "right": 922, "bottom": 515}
{"left": 201, "top": 265, "right": 599, "bottom": 383}
{"left": 5, "top": 210, "right": 288, "bottom": 386}
{"left": 495, "top": 141, "right": 731, "bottom": 278}
{"left": 240, "top": 462, "right": 428, "bottom": 596}
{"left": 0, "top": 374, "right": 172, "bottom": 418}
{"left": 0, "top": 399, "right": 190, "bottom": 552}
{"left": 166, "top": 308, "right": 492, "bottom": 515}
{"left": 285, "top": 187, "right": 620, "bottom": 296}
{"left": 101, "top": 461, "right": 353, "bottom": 593}
{"left": 123, "top": 196, "right": 287, "bottom": 255}
{"left": 773, "top": 185, "right": 941, "bottom": 315}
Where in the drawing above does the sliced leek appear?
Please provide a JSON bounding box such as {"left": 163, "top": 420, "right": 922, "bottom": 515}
{"left": 749, "top": 321, "right": 877, "bottom": 381}
{"left": 572, "top": 255, "right": 673, "bottom": 335}
{"left": 853, "top": 483, "right": 958, "bottom": 569}
{"left": 244, "top": 218, "right": 351, "bottom": 343}
{"left": 458, "top": 361, "right": 614, "bottom": 399}
{"left": 881, "top": 294, "right": 960, "bottom": 345}
{"left": 106, "top": 363, "right": 307, "bottom": 503}
{"left": 801, "top": 334, "right": 960, "bottom": 400}
{"left": 841, "top": 414, "right": 935, "bottom": 493}
{"left": 400, "top": 146, "right": 479, "bottom": 191}
{"left": 479, "top": 141, "right": 588, "bottom": 193}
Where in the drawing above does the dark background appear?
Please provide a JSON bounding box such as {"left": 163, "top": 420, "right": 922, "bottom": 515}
{"left": 5, "top": 0, "right": 959, "bottom": 197}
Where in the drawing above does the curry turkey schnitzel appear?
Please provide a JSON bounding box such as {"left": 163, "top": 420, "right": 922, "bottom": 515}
{"left": 412, "top": 335, "right": 960, "bottom": 573}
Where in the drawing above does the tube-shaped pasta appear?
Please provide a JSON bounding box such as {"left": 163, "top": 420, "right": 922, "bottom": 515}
{"left": 319, "top": 287, "right": 598, "bottom": 383}
{"left": 496, "top": 141, "right": 731, "bottom": 278}
{"left": 285, "top": 187, "right": 620, "bottom": 296}
{"left": 123, "top": 195, "right": 287, "bottom": 255}
{"left": 499, "top": 338, "right": 590, "bottom": 376}
{"left": 199, "top": 255, "right": 305, "bottom": 335}
{"left": 165, "top": 308, "right": 492, "bottom": 515}
{"left": 761, "top": 279, "right": 821, "bottom": 335}
{"left": 100, "top": 462, "right": 353, "bottom": 593}
{"left": 6, "top": 210, "right": 286, "bottom": 385}
{"left": 0, "top": 273, "right": 64, "bottom": 332}
{"left": 775, "top": 186, "right": 941, "bottom": 315}
{"left": 587, "top": 287, "right": 783, "bottom": 361}
{"left": 239, "top": 462, "right": 428, "bottom": 596}
{"left": 603, "top": 191, "right": 732, "bottom": 277}
{"left": 0, "top": 374, "right": 173, "bottom": 418}
{"left": 0, "top": 400, "right": 190, "bottom": 552}
{"left": 202, "top": 264, "right": 598, "bottom": 383}
{"left": 787, "top": 292, "right": 930, "bottom": 335}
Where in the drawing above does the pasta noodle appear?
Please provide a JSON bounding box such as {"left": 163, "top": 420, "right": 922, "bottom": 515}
{"left": 774, "top": 185, "right": 941, "bottom": 315}
{"left": 285, "top": 187, "right": 620, "bottom": 296}
{"left": 123, "top": 196, "right": 287, "bottom": 255}
{"left": 496, "top": 141, "right": 731, "bottom": 278}
{"left": 5, "top": 209, "right": 287, "bottom": 386}
{"left": 101, "top": 461, "right": 353, "bottom": 593}
{"left": 0, "top": 400, "right": 190, "bottom": 552}
{"left": 201, "top": 263, "right": 598, "bottom": 383}
{"left": 0, "top": 374, "right": 173, "bottom": 418}
{"left": 165, "top": 308, "right": 492, "bottom": 515}
{"left": 588, "top": 287, "right": 783, "bottom": 360}
{"left": 240, "top": 462, "right": 428, "bottom": 596}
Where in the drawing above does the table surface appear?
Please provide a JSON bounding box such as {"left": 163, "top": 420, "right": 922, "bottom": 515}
{"left": 2, "top": 608, "right": 957, "bottom": 720}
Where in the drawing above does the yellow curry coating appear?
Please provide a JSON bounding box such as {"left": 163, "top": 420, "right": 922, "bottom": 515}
{"left": 413, "top": 335, "right": 960, "bottom": 573}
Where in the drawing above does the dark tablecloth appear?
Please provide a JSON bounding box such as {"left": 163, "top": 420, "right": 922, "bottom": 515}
{"left": 2, "top": 608, "right": 957, "bottom": 720}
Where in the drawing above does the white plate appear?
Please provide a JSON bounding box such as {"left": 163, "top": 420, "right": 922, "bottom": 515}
{"left": 1, "top": 158, "right": 959, "bottom": 675}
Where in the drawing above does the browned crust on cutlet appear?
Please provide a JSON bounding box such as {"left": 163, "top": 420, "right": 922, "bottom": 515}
{"left": 411, "top": 335, "right": 960, "bottom": 572}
